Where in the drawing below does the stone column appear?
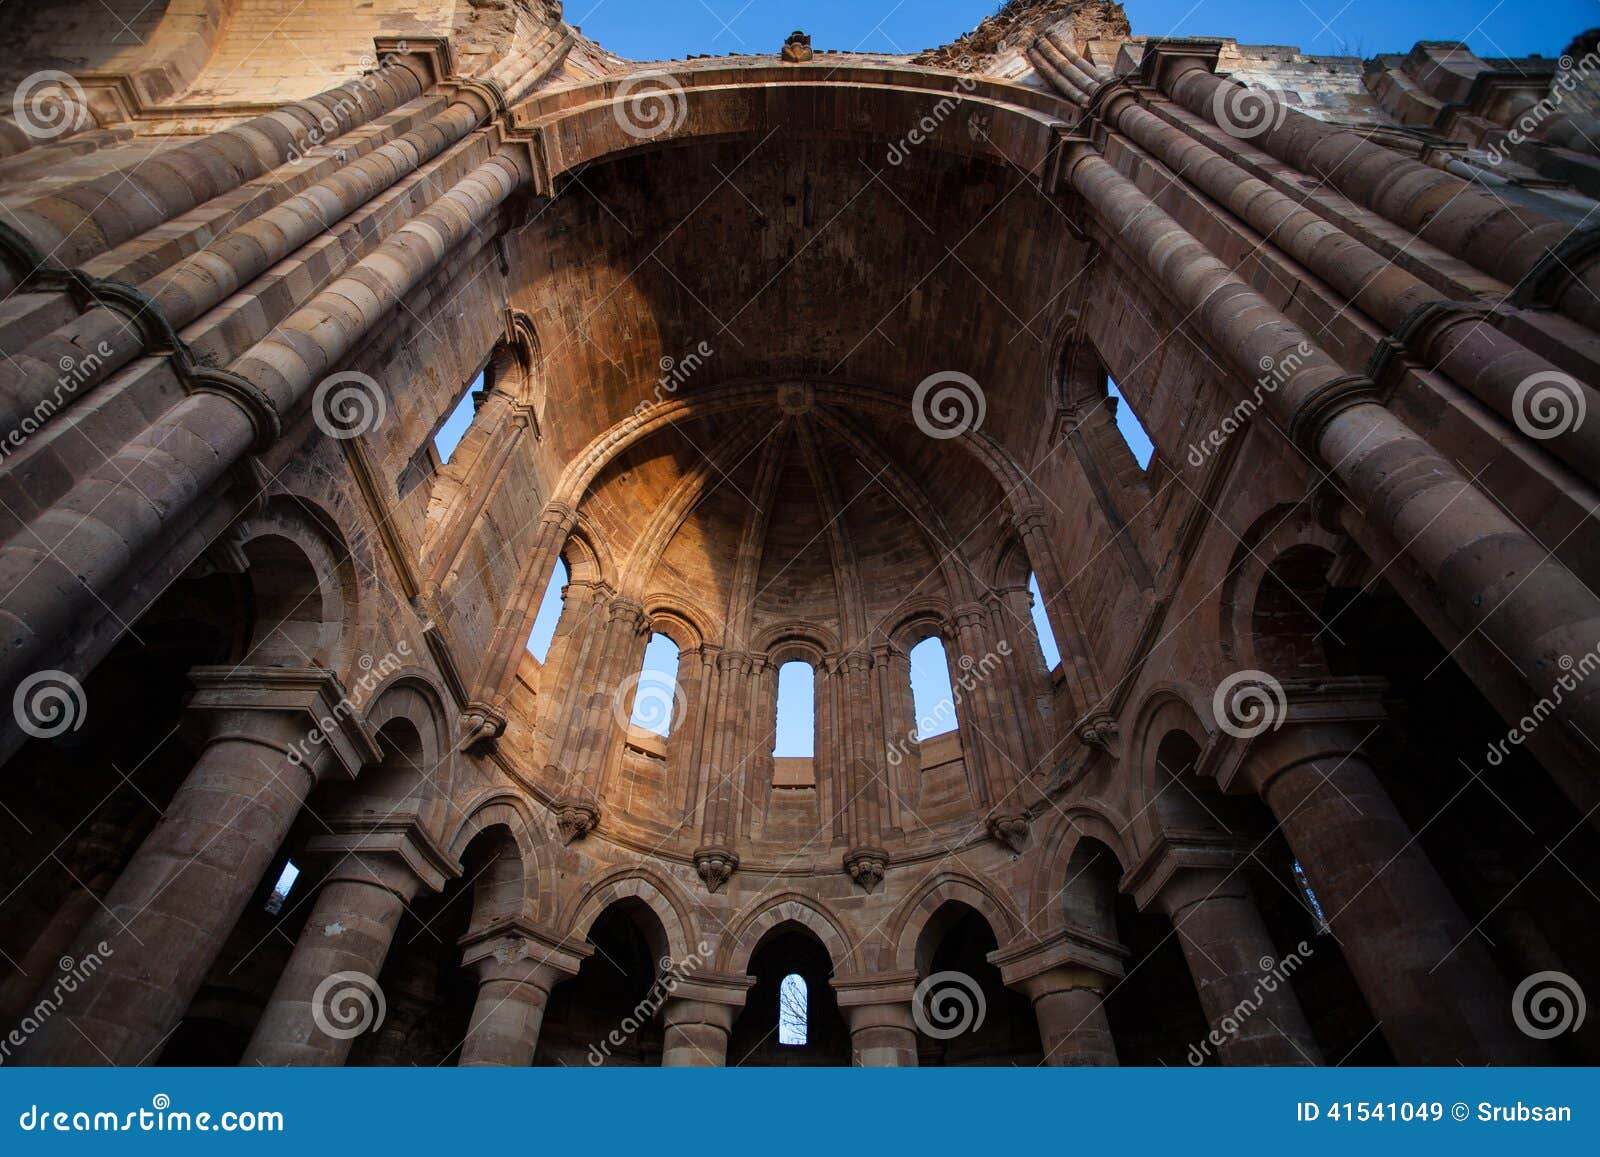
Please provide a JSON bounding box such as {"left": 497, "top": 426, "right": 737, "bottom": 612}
{"left": 456, "top": 923, "right": 591, "bottom": 1067}
{"left": 1149, "top": 865, "right": 1322, "bottom": 1065}
{"left": 1019, "top": 967, "right": 1120, "bottom": 1066}
{"left": 242, "top": 831, "right": 455, "bottom": 1066}
{"left": 659, "top": 975, "right": 752, "bottom": 1067}
{"left": 1229, "top": 679, "right": 1545, "bottom": 1064}
{"left": 14, "top": 667, "right": 377, "bottom": 1066}
{"left": 993, "top": 926, "right": 1128, "bottom": 1066}
{"left": 833, "top": 974, "right": 920, "bottom": 1066}
{"left": 838, "top": 650, "right": 888, "bottom": 892}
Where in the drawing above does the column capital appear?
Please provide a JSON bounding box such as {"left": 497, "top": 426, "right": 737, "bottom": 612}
{"left": 1120, "top": 831, "right": 1254, "bottom": 913}
{"left": 185, "top": 665, "right": 381, "bottom": 782}
{"left": 1228, "top": 676, "right": 1389, "bottom": 794}
{"left": 302, "top": 820, "right": 463, "bottom": 897}
{"left": 662, "top": 971, "right": 755, "bottom": 1018}
{"left": 988, "top": 925, "right": 1127, "bottom": 990}
{"left": 459, "top": 917, "right": 593, "bottom": 984}
{"left": 830, "top": 970, "right": 920, "bottom": 1009}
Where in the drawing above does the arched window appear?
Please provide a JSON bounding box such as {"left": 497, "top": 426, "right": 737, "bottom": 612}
{"left": 1026, "top": 572, "right": 1061, "bottom": 671}
{"left": 525, "top": 557, "right": 569, "bottom": 661}
{"left": 628, "top": 632, "right": 681, "bottom": 737}
{"left": 778, "top": 973, "right": 808, "bottom": 1045}
{"left": 1107, "top": 377, "right": 1153, "bottom": 468}
{"left": 434, "top": 369, "right": 485, "bottom": 464}
{"left": 909, "top": 636, "right": 958, "bottom": 739}
{"left": 772, "top": 661, "right": 815, "bottom": 757}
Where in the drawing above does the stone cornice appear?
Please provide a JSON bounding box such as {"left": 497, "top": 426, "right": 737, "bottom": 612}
{"left": 988, "top": 924, "right": 1127, "bottom": 987}
{"left": 1120, "top": 829, "right": 1255, "bottom": 912}
{"left": 185, "top": 665, "right": 381, "bottom": 778}
{"left": 304, "top": 820, "right": 463, "bottom": 895}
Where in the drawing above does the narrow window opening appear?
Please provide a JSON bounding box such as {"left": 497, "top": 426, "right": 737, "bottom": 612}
{"left": 1027, "top": 572, "right": 1061, "bottom": 671}
{"left": 433, "top": 370, "right": 485, "bottom": 465}
{"left": 773, "top": 661, "right": 815, "bottom": 757}
{"left": 265, "top": 859, "right": 300, "bottom": 915}
{"left": 525, "top": 557, "right": 569, "bottom": 661}
{"left": 628, "top": 632, "right": 681, "bottom": 737}
{"left": 909, "top": 636, "right": 958, "bottom": 740}
{"left": 1107, "top": 377, "right": 1154, "bottom": 469}
{"left": 1294, "top": 859, "right": 1330, "bottom": 934}
{"left": 778, "top": 973, "right": 808, "bottom": 1045}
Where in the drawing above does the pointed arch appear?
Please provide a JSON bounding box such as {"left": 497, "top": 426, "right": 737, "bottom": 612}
{"left": 720, "top": 892, "right": 858, "bottom": 975}
{"left": 887, "top": 871, "right": 1024, "bottom": 971}
{"left": 563, "top": 867, "right": 701, "bottom": 965}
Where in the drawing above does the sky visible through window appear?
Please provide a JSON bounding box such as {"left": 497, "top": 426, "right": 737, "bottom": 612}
{"left": 1028, "top": 573, "right": 1061, "bottom": 670}
{"left": 773, "top": 661, "right": 815, "bottom": 756}
{"left": 628, "top": 633, "right": 682, "bottom": 736}
{"left": 526, "top": 557, "right": 568, "bottom": 661}
{"left": 1107, "top": 379, "right": 1153, "bottom": 469}
{"left": 432, "top": 371, "right": 483, "bottom": 464}
{"left": 571, "top": 0, "right": 1586, "bottom": 62}
{"left": 909, "top": 636, "right": 958, "bottom": 740}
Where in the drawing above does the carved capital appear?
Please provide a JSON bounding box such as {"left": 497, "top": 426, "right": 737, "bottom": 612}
{"left": 843, "top": 847, "right": 889, "bottom": 893}
{"left": 987, "top": 811, "right": 1031, "bottom": 854}
{"left": 1078, "top": 711, "right": 1120, "bottom": 754}
{"left": 693, "top": 847, "right": 739, "bottom": 894}
{"left": 781, "top": 30, "right": 814, "bottom": 63}
{"left": 460, "top": 699, "right": 507, "bottom": 752}
{"left": 553, "top": 798, "right": 600, "bottom": 844}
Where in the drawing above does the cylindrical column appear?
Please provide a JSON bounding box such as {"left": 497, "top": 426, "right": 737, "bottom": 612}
{"left": 13, "top": 690, "right": 354, "bottom": 1065}
{"left": 1062, "top": 145, "right": 1600, "bottom": 752}
{"left": 843, "top": 1001, "right": 920, "bottom": 1067}
{"left": 1159, "top": 871, "right": 1322, "bottom": 1065}
{"left": 242, "top": 859, "right": 421, "bottom": 1066}
{"left": 459, "top": 958, "right": 568, "bottom": 1067}
{"left": 660, "top": 997, "right": 738, "bottom": 1067}
{"left": 1249, "top": 727, "right": 1543, "bottom": 1064}
{"left": 0, "top": 153, "right": 533, "bottom": 736}
{"left": 1019, "top": 967, "right": 1119, "bottom": 1066}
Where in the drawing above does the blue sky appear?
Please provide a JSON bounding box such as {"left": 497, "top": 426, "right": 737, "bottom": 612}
{"left": 569, "top": 0, "right": 1592, "bottom": 62}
